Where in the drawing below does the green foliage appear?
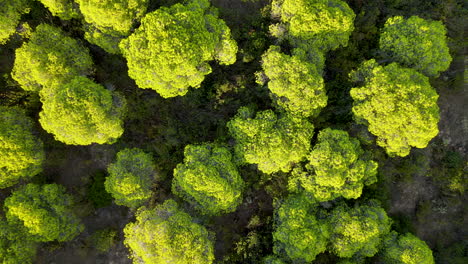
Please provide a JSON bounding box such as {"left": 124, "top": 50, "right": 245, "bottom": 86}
{"left": 259, "top": 45, "right": 327, "bottom": 118}
{"left": 37, "top": 0, "right": 80, "bottom": 20}
{"left": 380, "top": 16, "right": 452, "bottom": 77}
{"left": 289, "top": 128, "right": 378, "bottom": 201}
{"left": 227, "top": 107, "right": 314, "bottom": 174}
{"left": 89, "top": 228, "right": 117, "bottom": 252}
{"left": 0, "top": 0, "right": 29, "bottom": 44}
{"left": 329, "top": 202, "right": 392, "bottom": 258}
{"left": 263, "top": 255, "right": 285, "bottom": 264}
{"left": 39, "top": 76, "right": 126, "bottom": 145}
{"left": 4, "top": 183, "right": 84, "bottom": 242}
{"left": 124, "top": 199, "right": 215, "bottom": 264}
{"left": 0, "top": 106, "right": 44, "bottom": 189}
{"left": 381, "top": 231, "right": 434, "bottom": 264}
{"left": 272, "top": 194, "right": 329, "bottom": 262}
{"left": 105, "top": 148, "right": 155, "bottom": 208}
{"left": 76, "top": 0, "right": 149, "bottom": 54}
{"left": 172, "top": 144, "right": 244, "bottom": 215}
{"left": 0, "top": 219, "right": 38, "bottom": 264}
{"left": 119, "top": 0, "right": 238, "bottom": 98}
{"left": 270, "top": 0, "right": 355, "bottom": 51}
{"left": 12, "top": 24, "right": 93, "bottom": 92}
{"left": 350, "top": 60, "right": 439, "bottom": 157}
{"left": 87, "top": 170, "right": 113, "bottom": 208}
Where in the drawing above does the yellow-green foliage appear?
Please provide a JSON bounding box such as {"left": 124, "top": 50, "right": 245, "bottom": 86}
{"left": 76, "top": 0, "right": 149, "bottom": 54}
{"left": 380, "top": 16, "right": 452, "bottom": 77}
{"left": 263, "top": 255, "right": 285, "bottom": 264}
{"left": 105, "top": 148, "right": 155, "bottom": 208}
{"left": 12, "top": 24, "right": 93, "bottom": 92}
{"left": 273, "top": 194, "right": 329, "bottom": 262}
{"left": 0, "top": 107, "right": 44, "bottom": 189}
{"left": 350, "top": 60, "right": 439, "bottom": 157}
{"left": 271, "top": 0, "right": 355, "bottom": 51}
{"left": 381, "top": 232, "right": 435, "bottom": 264}
{"left": 119, "top": 0, "right": 237, "bottom": 98}
{"left": 37, "top": 0, "right": 80, "bottom": 20}
{"left": 39, "top": 76, "right": 126, "bottom": 145}
{"left": 124, "top": 200, "right": 215, "bottom": 264}
{"left": 0, "top": 0, "right": 29, "bottom": 44}
{"left": 172, "top": 144, "right": 244, "bottom": 215}
{"left": 260, "top": 45, "right": 327, "bottom": 118}
{"left": 289, "top": 128, "right": 378, "bottom": 201}
{"left": 4, "top": 184, "right": 84, "bottom": 242}
{"left": 0, "top": 219, "right": 37, "bottom": 264}
{"left": 227, "top": 107, "right": 314, "bottom": 174}
{"left": 329, "top": 202, "right": 392, "bottom": 258}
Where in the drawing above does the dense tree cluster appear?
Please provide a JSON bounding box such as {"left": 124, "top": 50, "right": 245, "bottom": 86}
{"left": 37, "top": 0, "right": 80, "bottom": 20}
{"left": 0, "top": 0, "right": 29, "bottom": 43}
{"left": 0, "top": 219, "right": 37, "bottom": 264}
{"left": 172, "top": 144, "right": 244, "bottom": 215}
{"left": 381, "top": 232, "right": 435, "bottom": 264}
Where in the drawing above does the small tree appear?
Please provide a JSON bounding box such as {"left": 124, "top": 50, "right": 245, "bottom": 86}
{"left": 0, "top": 107, "right": 45, "bottom": 189}
{"left": 227, "top": 107, "right": 314, "bottom": 174}
{"left": 12, "top": 24, "right": 93, "bottom": 92}
{"left": 0, "top": 219, "right": 38, "bottom": 264}
{"left": 380, "top": 231, "right": 435, "bottom": 264}
{"left": 379, "top": 16, "right": 452, "bottom": 77}
{"left": 172, "top": 144, "right": 244, "bottom": 215}
{"left": 105, "top": 148, "right": 155, "bottom": 208}
{"left": 119, "top": 0, "right": 237, "bottom": 98}
{"left": 4, "top": 183, "right": 84, "bottom": 242}
{"left": 328, "top": 201, "right": 392, "bottom": 258}
{"left": 270, "top": 0, "right": 355, "bottom": 51}
{"left": 39, "top": 76, "right": 126, "bottom": 145}
{"left": 259, "top": 45, "right": 327, "bottom": 118}
{"left": 37, "top": 0, "right": 80, "bottom": 20}
{"left": 289, "top": 128, "right": 378, "bottom": 201}
{"left": 0, "top": 0, "right": 29, "bottom": 44}
{"left": 350, "top": 59, "right": 439, "bottom": 157}
{"left": 124, "top": 200, "right": 215, "bottom": 264}
{"left": 272, "top": 194, "right": 329, "bottom": 262}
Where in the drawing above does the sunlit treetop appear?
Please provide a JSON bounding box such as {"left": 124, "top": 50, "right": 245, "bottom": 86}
{"left": 4, "top": 183, "right": 84, "bottom": 242}
{"left": 259, "top": 45, "right": 327, "bottom": 118}
{"left": 350, "top": 59, "right": 439, "bottom": 157}
{"left": 0, "top": 107, "right": 45, "bottom": 189}
{"left": 0, "top": 218, "right": 38, "bottom": 264}
{"left": 105, "top": 148, "right": 156, "bottom": 208}
{"left": 12, "top": 23, "right": 93, "bottom": 92}
{"left": 227, "top": 107, "right": 314, "bottom": 174}
{"left": 124, "top": 199, "right": 215, "bottom": 264}
{"left": 380, "top": 16, "right": 452, "bottom": 77}
{"left": 273, "top": 194, "right": 329, "bottom": 262}
{"left": 119, "top": 0, "right": 237, "bottom": 98}
{"left": 270, "top": 0, "right": 355, "bottom": 51}
{"left": 0, "top": 0, "right": 29, "bottom": 44}
{"left": 381, "top": 231, "right": 435, "bottom": 264}
{"left": 329, "top": 201, "right": 392, "bottom": 258}
{"left": 172, "top": 144, "right": 244, "bottom": 215}
{"left": 289, "top": 128, "right": 378, "bottom": 201}
{"left": 37, "top": 0, "right": 80, "bottom": 20}
{"left": 39, "top": 76, "right": 126, "bottom": 145}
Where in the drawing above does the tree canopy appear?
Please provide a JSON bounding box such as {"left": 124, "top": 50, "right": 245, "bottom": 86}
{"left": 259, "top": 45, "right": 327, "bottom": 118}
{"left": 119, "top": 0, "right": 237, "bottom": 98}
{"left": 37, "top": 0, "right": 80, "bottom": 20}
{"left": 379, "top": 16, "right": 452, "bottom": 77}
{"left": 105, "top": 148, "right": 155, "bottom": 208}
{"left": 12, "top": 23, "right": 93, "bottom": 93}
{"left": 39, "top": 76, "right": 126, "bottom": 145}
{"left": 0, "top": 0, "right": 29, "bottom": 44}
{"left": 272, "top": 194, "right": 329, "bottom": 262}
{"left": 172, "top": 144, "right": 244, "bottom": 215}
{"left": 4, "top": 183, "right": 84, "bottom": 242}
{"left": 0, "top": 219, "right": 38, "bottom": 264}
{"left": 289, "top": 128, "right": 378, "bottom": 201}
{"left": 0, "top": 107, "right": 45, "bottom": 189}
{"left": 124, "top": 199, "right": 215, "bottom": 264}
{"left": 350, "top": 59, "right": 440, "bottom": 157}
{"left": 227, "top": 107, "right": 314, "bottom": 174}
{"left": 270, "top": 0, "right": 355, "bottom": 51}
{"left": 381, "top": 232, "right": 435, "bottom": 264}
{"left": 329, "top": 202, "right": 392, "bottom": 258}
